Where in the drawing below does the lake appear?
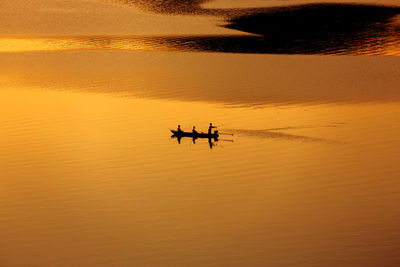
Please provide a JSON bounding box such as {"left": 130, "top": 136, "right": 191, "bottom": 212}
{"left": 1, "top": 1, "right": 400, "bottom": 266}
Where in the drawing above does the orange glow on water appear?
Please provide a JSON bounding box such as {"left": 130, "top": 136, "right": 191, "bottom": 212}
{"left": 1, "top": 84, "right": 400, "bottom": 266}
{"left": 1, "top": 0, "right": 400, "bottom": 265}
{"left": 1, "top": 36, "right": 400, "bottom": 56}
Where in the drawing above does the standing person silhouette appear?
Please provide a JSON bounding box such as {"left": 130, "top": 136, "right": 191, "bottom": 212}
{"left": 208, "top": 123, "right": 216, "bottom": 135}
{"left": 177, "top": 125, "right": 182, "bottom": 133}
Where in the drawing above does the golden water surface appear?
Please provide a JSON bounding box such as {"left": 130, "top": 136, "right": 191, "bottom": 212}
{"left": 1, "top": 1, "right": 400, "bottom": 266}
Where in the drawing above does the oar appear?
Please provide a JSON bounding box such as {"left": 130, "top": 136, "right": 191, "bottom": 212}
{"left": 219, "top": 139, "right": 234, "bottom": 142}
{"left": 219, "top": 132, "right": 234, "bottom": 136}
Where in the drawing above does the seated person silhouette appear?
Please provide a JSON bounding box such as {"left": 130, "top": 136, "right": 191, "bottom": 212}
{"left": 192, "top": 126, "right": 198, "bottom": 144}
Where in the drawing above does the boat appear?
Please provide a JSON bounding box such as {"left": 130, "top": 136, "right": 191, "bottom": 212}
{"left": 171, "top": 130, "right": 219, "bottom": 139}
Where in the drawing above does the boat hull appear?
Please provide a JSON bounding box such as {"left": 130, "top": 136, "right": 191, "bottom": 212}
{"left": 171, "top": 130, "right": 219, "bottom": 139}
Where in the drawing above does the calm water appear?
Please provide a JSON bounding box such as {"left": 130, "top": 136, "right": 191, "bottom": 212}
{"left": 1, "top": 1, "right": 400, "bottom": 266}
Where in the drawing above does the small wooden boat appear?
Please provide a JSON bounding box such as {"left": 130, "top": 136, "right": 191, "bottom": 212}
{"left": 171, "top": 130, "right": 219, "bottom": 139}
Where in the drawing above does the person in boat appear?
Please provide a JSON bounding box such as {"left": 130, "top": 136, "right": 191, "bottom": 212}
{"left": 192, "top": 126, "right": 198, "bottom": 144}
{"left": 177, "top": 125, "right": 182, "bottom": 133}
{"left": 208, "top": 123, "right": 217, "bottom": 135}
{"left": 192, "top": 126, "right": 198, "bottom": 135}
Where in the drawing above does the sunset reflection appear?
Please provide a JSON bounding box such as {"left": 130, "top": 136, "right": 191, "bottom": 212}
{"left": 1, "top": 34, "right": 400, "bottom": 55}
{"left": 1, "top": 0, "right": 400, "bottom": 266}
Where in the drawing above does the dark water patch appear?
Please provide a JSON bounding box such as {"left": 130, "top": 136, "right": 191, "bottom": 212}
{"left": 37, "top": 34, "right": 397, "bottom": 55}
{"left": 109, "top": 1, "right": 400, "bottom": 55}
{"left": 143, "top": 33, "right": 400, "bottom": 55}
{"left": 5, "top": 34, "right": 399, "bottom": 55}
{"left": 225, "top": 4, "right": 400, "bottom": 37}
{"left": 224, "top": 4, "right": 400, "bottom": 54}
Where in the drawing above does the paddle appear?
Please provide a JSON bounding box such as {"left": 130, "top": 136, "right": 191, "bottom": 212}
{"left": 219, "top": 132, "right": 234, "bottom": 136}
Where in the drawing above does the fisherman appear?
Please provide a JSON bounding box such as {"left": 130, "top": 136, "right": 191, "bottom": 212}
{"left": 208, "top": 123, "right": 216, "bottom": 135}
{"left": 192, "top": 126, "right": 198, "bottom": 135}
{"left": 177, "top": 125, "right": 182, "bottom": 133}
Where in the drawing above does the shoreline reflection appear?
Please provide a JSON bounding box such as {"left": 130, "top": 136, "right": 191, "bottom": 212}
{"left": 106, "top": 2, "right": 400, "bottom": 55}
{"left": 1, "top": 31, "right": 399, "bottom": 55}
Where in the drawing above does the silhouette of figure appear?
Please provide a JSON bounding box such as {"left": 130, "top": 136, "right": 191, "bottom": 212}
{"left": 208, "top": 123, "right": 216, "bottom": 135}
{"left": 192, "top": 126, "right": 198, "bottom": 144}
{"left": 208, "top": 137, "right": 213, "bottom": 149}
{"left": 177, "top": 125, "right": 182, "bottom": 133}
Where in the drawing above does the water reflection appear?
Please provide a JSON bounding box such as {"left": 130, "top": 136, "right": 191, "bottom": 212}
{"left": 171, "top": 134, "right": 219, "bottom": 149}
{"left": 2, "top": 3, "right": 399, "bottom": 55}
{"left": 108, "top": 1, "right": 400, "bottom": 55}
{"left": 208, "top": 137, "right": 216, "bottom": 149}
{"left": 1, "top": 51, "right": 399, "bottom": 106}
{"left": 225, "top": 4, "right": 400, "bottom": 36}
{"left": 1, "top": 81, "right": 400, "bottom": 267}
{"left": 170, "top": 128, "right": 221, "bottom": 149}
{"left": 224, "top": 4, "right": 400, "bottom": 55}
{"left": 2, "top": 31, "right": 399, "bottom": 55}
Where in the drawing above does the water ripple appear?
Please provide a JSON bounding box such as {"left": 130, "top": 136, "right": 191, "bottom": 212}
{"left": 1, "top": 32, "right": 399, "bottom": 55}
